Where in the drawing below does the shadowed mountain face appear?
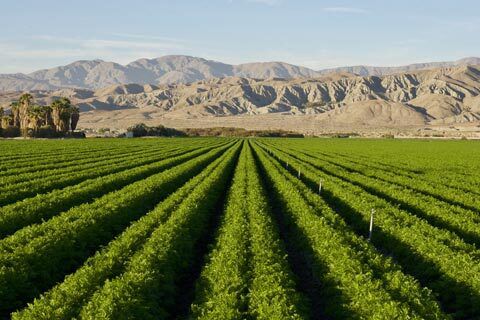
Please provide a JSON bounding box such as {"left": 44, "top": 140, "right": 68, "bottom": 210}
{"left": 1, "top": 65, "right": 480, "bottom": 128}
{"left": 1, "top": 55, "right": 479, "bottom": 91}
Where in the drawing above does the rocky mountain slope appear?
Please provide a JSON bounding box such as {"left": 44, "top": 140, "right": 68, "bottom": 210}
{"left": 0, "top": 56, "right": 318, "bottom": 91}
{"left": 317, "top": 57, "right": 480, "bottom": 77}
{"left": 1, "top": 55, "right": 479, "bottom": 92}
{"left": 2, "top": 65, "right": 479, "bottom": 130}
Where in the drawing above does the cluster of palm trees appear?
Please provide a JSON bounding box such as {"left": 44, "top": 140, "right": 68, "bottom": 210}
{"left": 0, "top": 93, "right": 80, "bottom": 137}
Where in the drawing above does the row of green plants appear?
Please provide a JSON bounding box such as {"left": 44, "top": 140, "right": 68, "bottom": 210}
{"left": 0, "top": 141, "right": 222, "bottom": 207}
{"left": 260, "top": 141, "right": 480, "bottom": 318}
{"left": 282, "top": 138, "right": 480, "bottom": 193}
{"left": 0, "top": 143, "right": 233, "bottom": 317}
{"left": 299, "top": 149, "right": 480, "bottom": 246}
{"left": 265, "top": 141, "right": 480, "bottom": 249}
{"left": 312, "top": 148, "right": 480, "bottom": 195}
{"left": 0, "top": 144, "right": 182, "bottom": 187}
{"left": 284, "top": 144, "right": 480, "bottom": 212}
{"left": 0, "top": 138, "right": 224, "bottom": 187}
{"left": 0, "top": 142, "right": 127, "bottom": 170}
{"left": 252, "top": 143, "right": 447, "bottom": 319}
{"left": 0, "top": 137, "right": 161, "bottom": 159}
{"left": 243, "top": 143, "right": 305, "bottom": 319}
{"left": 0, "top": 137, "right": 219, "bottom": 171}
{"left": 0, "top": 142, "right": 230, "bottom": 238}
{"left": 0, "top": 144, "right": 113, "bottom": 166}
{"left": 0, "top": 139, "right": 181, "bottom": 179}
{"left": 256, "top": 143, "right": 447, "bottom": 318}
{"left": 191, "top": 142, "right": 306, "bottom": 319}
{"left": 190, "top": 144, "right": 252, "bottom": 319}
{"left": 268, "top": 142, "right": 480, "bottom": 247}
{"left": 12, "top": 142, "right": 240, "bottom": 320}
{"left": 73, "top": 142, "right": 241, "bottom": 319}
{"left": 0, "top": 139, "right": 230, "bottom": 205}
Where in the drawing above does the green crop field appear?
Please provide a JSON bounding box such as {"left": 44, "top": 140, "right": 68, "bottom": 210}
{"left": 0, "top": 138, "right": 479, "bottom": 319}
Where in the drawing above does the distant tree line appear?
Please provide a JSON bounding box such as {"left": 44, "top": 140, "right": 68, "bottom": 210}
{"left": 126, "top": 124, "right": 187, "bottom": 137}
{"left": 0, "top": 93, "right": 80, "bottom": 138}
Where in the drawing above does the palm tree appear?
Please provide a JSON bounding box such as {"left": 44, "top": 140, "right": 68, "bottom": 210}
{"left": 51, "top": 98, "right": 72, "bottom": 133}
{"left": 70, "top": 106, "right": 80, "bottom": 132}
{"left": 1, "top": 115, "right": 13, "bottom": 128}
{"left": 19, "top": 93, "right": 33, "bottom": 107}
{"left": 0, "top": 107, "right": 3, "bottom": 129}
{"left": 19, "top": 93, "right": 34, "bottom": 136}
{"left": 10, "top": 101, "right": 20, "bottom": 127}
{"left": 44, "top": 105, "right": 54, "bottom": 127}
{"left": 27, "top": 105, "right": 47, "bottom": 133}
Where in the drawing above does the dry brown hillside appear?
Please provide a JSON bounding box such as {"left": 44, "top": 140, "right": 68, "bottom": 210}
{"left": 1, "top": 65, "right": 480, "bottom": 135}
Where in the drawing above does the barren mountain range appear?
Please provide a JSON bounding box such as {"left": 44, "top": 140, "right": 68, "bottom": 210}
{"left": 1, "top": 63, "right": 480, "bottom": 136}
{"left": 1, "top": 55, "right": 480, "bottom": 92}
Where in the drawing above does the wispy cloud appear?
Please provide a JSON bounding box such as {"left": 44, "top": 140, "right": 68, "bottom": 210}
{"left": 34, "top": 35, "right": 185, "bottom": 50}
{"left": 109, "top": 33, "right": 187, "bottom": 43}
{"left": 0, "top": 35, "right": 190, "bottom": 72}
{"left": 245, "top": 0, "right": 281, "bottom": 6}
{"left": 323, "top": 7, "right": 368, "bottom": 14}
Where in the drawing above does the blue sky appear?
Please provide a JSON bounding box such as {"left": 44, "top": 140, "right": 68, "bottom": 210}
{"left": 1, "top": 0, "right": 479, "bottom": 73}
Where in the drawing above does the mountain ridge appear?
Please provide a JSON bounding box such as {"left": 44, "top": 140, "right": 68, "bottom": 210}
{"left": 1, "top": 55, "right": 480, "bottom": 92}
{"left": 317, "top": 57, "right": 480, "bottom": 76}
{"left": 1, "top": 64, "right": 479, "bottom": 132}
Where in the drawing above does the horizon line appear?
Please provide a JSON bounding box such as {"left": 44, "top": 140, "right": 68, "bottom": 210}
{"left": 2, "top": 54, "right": 479, "bottom": 75}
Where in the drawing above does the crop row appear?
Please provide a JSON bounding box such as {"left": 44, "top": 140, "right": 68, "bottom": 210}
{"left": 0, "top": 138, "right": 222, "bottom": 185}
{"left": 0, "top": 142, "right": 179, "bottom": 183}
{"left": 72, "top": 142, "right": 241, "bottom": 319}
{"left": 12, "top": 141, "right": 240, "bottom": 320}
{"left": 0, "top": 138, "right": 217, "bottom": 171}
{"left": 0, "top": 141, "right": 136, "bottom": 167}
{"left": 279, "top": 143, "right": 480, "bottom": 212}
{"left": 0, "top": 139, "right": 228, "bottom": 206}
{"left": 0, "top": 145, "right": 178, "bottom": 186}
{"left": 263, "top": 142, "right": 480, "bottom": 247}
{"left": 0, "top": 142, "right": 234, "bottom": 317}
{"left": 333, "top": 150, "right": 480, "bottom": 195}
{"left": 281, "top": 139, "right": 480, "bottom": 193}
{"left": 191, "top": 142, "right": 306, "bottom": 319}
{"left": 252, "top": 142, "right": 446, "bottom": 319}
{"left": 0, "top": 141, "right": 232, "bottom": 238}
{"left": 258, "top": 141, "right": 480, "bottom": 318}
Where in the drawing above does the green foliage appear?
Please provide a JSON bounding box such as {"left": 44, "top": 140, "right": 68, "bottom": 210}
{"left": 0, "top": 142, "right": 233, "bottom": 316}
{"left": 77, "top": 143, "right": 240, "bottom": 319}
{"left": 34, "top": 125, "right": 57, "bottom": 138}
{"left": 1, "top": 138, "right": 479, "bottom": 319}
{"left": 190, "top": 144, "right": 251, "bottom": 319}
{"left": 0, "top": 141, "right": 223, "bottom": 206}
{"left": 127, "top": 123, "right": 186, "bottom": 137}
{"left": 259, "top": 138, "right": 480, "bottom": 318}
{"left": 0, "top": 141, "right": 229, "bottom": 237}
{"left": 252, "top": 143, "right": 444, "bottom": 319}
{"left": 0, "top": 125, "right": 20, "bottom": 137}
{"left": 191, "top": 143, "right": 307, "bottom": 319}
{"left": 12, "top": 142, "right": 240, "bottom": 320}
